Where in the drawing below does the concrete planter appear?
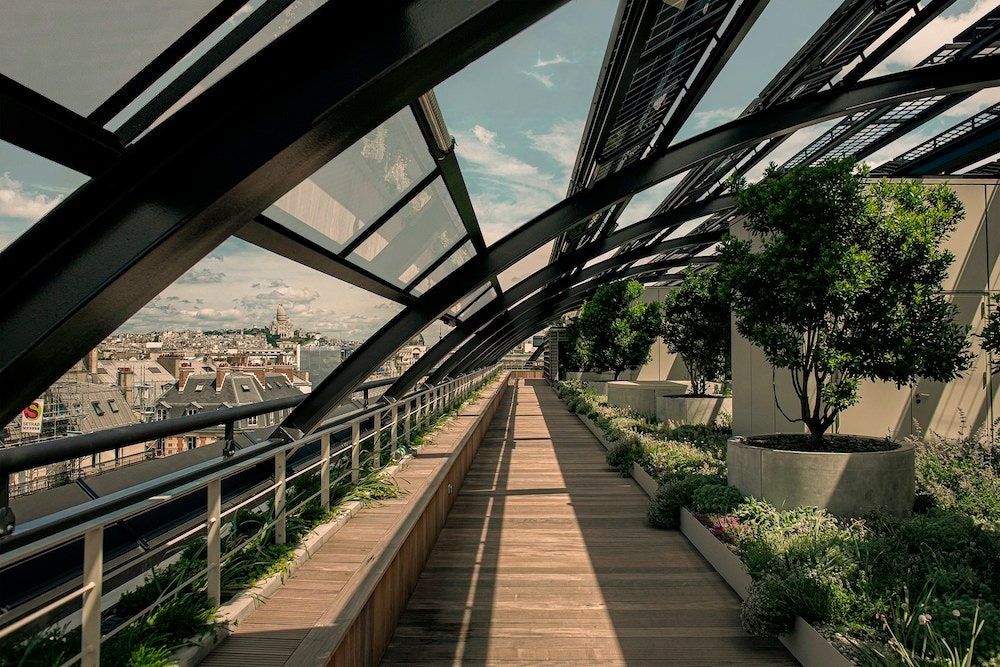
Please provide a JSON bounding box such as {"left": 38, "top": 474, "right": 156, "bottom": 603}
{"left": 679, "top": 509, "right": 854, "bottom": 667}
{"left": 606, "top": 380, "right": 688, "bottom": 419}
{"left": 655, "top": 394, "right": 732, "bottom": 427}
{"left": 564, "top": 371, "right": 620, "bottom": 396}
{"left": 727, "top": 436, "right": 914, "bottom": 517}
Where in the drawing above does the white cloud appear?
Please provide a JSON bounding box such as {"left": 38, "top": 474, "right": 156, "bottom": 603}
{"left": 527, "top": 119, "right": 585, "bottom": 171}
{"left": 522, "top": 70, "right": 555, "bottom": 88}
{"left": 533, "top": 53, "right": 573, "bottom": 68}
{"left": 0, "top": 173, "right": 63, "bottom": 220}
{"left": 177, "top": 268, "right": 226, "bottom": 284}
{"left": 471, "top": 125, "right": 497, "bottom": 145}
{"left": 869, "top": 0, "right": 998, "bottom": 76}
{"left": 691, "top": 106, "right": 743, "bottom": 130}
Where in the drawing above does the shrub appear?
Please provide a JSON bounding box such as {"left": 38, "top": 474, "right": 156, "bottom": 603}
{"left": 692, "top": 484, "right": 744, "bottom": 514}
{"left": 607, "top": 437, "right": 645, "bottom": 477}
{"left": 910, "top": 423, "right": 1000, "bottom": 523}
{"left": 647, "top": 474, "right": 723, "bottom": 529}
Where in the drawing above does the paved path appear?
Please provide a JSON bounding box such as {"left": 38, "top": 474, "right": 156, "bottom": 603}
{"left": 380, "top": 378, "right": 796, "bottom": 666}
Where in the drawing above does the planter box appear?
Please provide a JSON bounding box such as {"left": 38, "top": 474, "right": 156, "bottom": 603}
{"left": 728, "top": 436, "right": 914, "bottom": 517}
{"left": 679, "top": 508, "right": 854, "bottom": 667}
{"left": 655, "top": 394, "right": 732, "bottom": 427}
{"left": 564, "top": 371, "right": 617, "bottom": 396}
{"left": 606, "top": 381, "right": 688, "bottom": 419}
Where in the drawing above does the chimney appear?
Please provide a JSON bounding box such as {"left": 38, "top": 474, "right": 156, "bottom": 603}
{"left": 85, "top": 348, "right": 99, "bottom": 374}
{"left": 178, "top": 365, "right": 194, "bottom": 390}
{"left": 159, "top": 355, "right": 181, "bottom": 377}
{"left": 216, "top": 367, "right": 229, "bottom": 391}
{"left": 117, "top": 367, "right": 134, "bottom": 406}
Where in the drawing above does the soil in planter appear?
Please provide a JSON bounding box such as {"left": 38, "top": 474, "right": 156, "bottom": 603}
{"left": 744, "top": 433, "right": 899, "bottom": 453}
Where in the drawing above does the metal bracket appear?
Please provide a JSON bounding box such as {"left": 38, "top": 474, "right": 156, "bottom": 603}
{"left": 223, "top": 420, "right": 237, "bottom": 458}
{"left": 1, "top": 473, "right": 14, "bottom": 536}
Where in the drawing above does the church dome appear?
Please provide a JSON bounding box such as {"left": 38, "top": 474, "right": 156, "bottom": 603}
{"left": 275, "top": 304, "right": 289, "bottom": 321}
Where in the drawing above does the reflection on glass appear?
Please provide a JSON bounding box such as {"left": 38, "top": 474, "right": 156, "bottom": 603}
{"left": 411, "top": 241, "right": 475, "bottom": 295}
{"left": 0, "top": 2, "right": 210, "bottom": 114}
{"left": 268, "top": 109, "right": 435, "bottom": 252}
{"left": 451, "top": 284, "right": 490, "bottom": 316}
{"left": 459, "top": 288, "right": 495, "bottom": 320}
{"left": 348, "top": 178, "right": 467, "bottom": 287}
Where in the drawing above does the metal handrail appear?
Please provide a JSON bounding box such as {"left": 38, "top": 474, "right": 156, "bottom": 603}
{"left": 0, "top": 366, "right": 499, "bottom": 667}
{"left": 0, "top": 377, "right": 396, "bottom": 477}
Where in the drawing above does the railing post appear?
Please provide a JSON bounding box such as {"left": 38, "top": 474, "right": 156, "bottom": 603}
{"left": 351, "top": 421, "right": 360, "bottom": 484}
{"left": 207, "top": 478, "right": 221, "bottom": 606}
{"left": 81, "top": 526, "right": 103, "bottom": 667}
{"left": 274, "top": 450, "right": 286, "bottom": 545}
{"left": 321, "top": 433, "right": 331, "bottom": 511}
{"left": 373, "top": 408, "right": 382, "bottom": 466}
{"left": 405, "top": 399, "right": 412, "bottom": 444}
{"left": 0, "top": 472, "right": 13, "bottom": 536}
{"left": 390, "top": 402, "right": 399, "bottom": 452}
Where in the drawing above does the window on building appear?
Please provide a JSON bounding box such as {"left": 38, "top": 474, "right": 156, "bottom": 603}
{"left": 247, "top": 415, "right": 258, "bottom": 427}
{"left": 240, "top": 384, "right": 251, "bottom": 392}
{"left": 184, "top": 407, "right": 198, "bottom": 416}
{"left": 91, "top": 401, "right": 105, "bottom": 416}
{"left": 185, "top": 436, "right": 197, "bottom": 450}
{"left": 107, "top": 400, "right": 119, "bottom": 413}
{"left": 156, "top": 408, "right": 167, "bottom": 421}
{"left": 194, "top": 383, "right": 204, "bottom": 392}
{"left": 265, "top": 382, "right": 272, "bottom": 389}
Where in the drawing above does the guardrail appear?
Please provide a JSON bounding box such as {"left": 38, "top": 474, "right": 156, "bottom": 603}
{"left": 0, "top": 366, "right": 499, "bottom": 667}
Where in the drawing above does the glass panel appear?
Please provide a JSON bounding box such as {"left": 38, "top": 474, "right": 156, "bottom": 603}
{"left": 106, "top": 0, "right": 271, "bottom": 131}
{"left": 0, "top": 141, "right": 89, "bottom": 252}
{"left": 450, "top": 285, "right": 491, "bottom": 316}
{"left": 0, "top": 2, "right": 212, "bottom": 115}
{"left": 497, "top": 243, "right": 553, "bottom": 291}
{"left": 616, "top": 171, "right": 688, "bottom": 230}
{"left": 411, "top": 241, "right": 475, "bottom": 296}
{"left": 133, "top": 0, "right": 329, "bottom": 136}
{"left": 459, "top": 288, "right": 496, "bottom": 320}
{"left": 267, "top": 109, "right": 435, "bottom": 253}
{"left": 348, "top": 178, "right": 467, "bottom": 287}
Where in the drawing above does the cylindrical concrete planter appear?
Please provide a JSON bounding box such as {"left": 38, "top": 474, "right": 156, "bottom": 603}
{"left": 727, "top": 436, "right": 914, "bottom": 516}
{"left": 655, "top": 395, "right": 732, "bottom": 427}
{"left": 607, "top": 381, "right": 688, "bottom": 419}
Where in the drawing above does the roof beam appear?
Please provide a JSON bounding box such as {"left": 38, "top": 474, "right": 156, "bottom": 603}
{"left": 277, "top": 54, "right": 1000, "bottom": 437}
{"left": 0, "top": 0, "right": 573, "bottom": 428}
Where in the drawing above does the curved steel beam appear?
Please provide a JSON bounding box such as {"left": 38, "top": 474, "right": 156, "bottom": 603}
{"left": 384, "top": 196, "right": 734, "bottom": 399}
{"left": 0, "top": 0, "right": 571, "bottom": 430}
{"left": 279, "top": 54, "right": 1000, "bottom": 437}
{"left": 457, "top": 258, "right": 699, "bottom": 374}
{"left": 434, "top": 241, "right": 720, "bottom": 380}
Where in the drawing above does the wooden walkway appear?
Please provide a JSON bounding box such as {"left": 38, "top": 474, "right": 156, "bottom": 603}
{"left": 379, "top": 379, "right": 796, "bottom": 666}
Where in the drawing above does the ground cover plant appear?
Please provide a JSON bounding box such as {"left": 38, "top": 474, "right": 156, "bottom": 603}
{"left": 0, "top": 375, "right": 499, "bottom": 667}
{"left": 554, "top": 379, "right": 1000, "bottom": 666}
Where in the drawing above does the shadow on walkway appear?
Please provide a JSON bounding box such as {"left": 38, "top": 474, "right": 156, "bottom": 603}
{"left": 380, "top": 378, "right": 795, "bottom": 665}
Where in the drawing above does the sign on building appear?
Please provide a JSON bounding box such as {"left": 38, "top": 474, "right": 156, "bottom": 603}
{"left": 21, "top": 398, "right": 44, "bottom": 434}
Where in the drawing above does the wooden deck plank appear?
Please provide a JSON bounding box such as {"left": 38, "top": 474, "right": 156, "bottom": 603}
{"left": 201, "top": 379, "right": 796, "bottom": 667}
{"left": 379, "top": 380, "right": 796, "bottom": 666}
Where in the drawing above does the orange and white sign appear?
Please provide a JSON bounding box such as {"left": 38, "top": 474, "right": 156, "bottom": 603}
{"left": 21, "top": 399, "right": 43, "bottom": 434}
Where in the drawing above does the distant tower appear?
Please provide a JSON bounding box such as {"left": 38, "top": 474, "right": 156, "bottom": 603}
{"left": 270, "top": 304, "right": 294, "bottom": 339}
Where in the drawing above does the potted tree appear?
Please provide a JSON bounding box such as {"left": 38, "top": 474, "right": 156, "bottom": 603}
{"left": 574, "top": 280, "right": 667, "bottom": 416}
{"left": 719, "top": 158, "right": 971, "bottom": 516}
{"left": 658, "top": 266, "right": 732, "bottom": 426}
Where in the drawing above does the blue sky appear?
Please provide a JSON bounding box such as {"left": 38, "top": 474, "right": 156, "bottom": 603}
{"left": 1, "top": 0, "right": 998, "bottom": 340}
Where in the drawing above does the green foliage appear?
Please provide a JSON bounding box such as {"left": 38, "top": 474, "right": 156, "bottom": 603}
{"left": 910, "top": 422, "right": 1000, "bottom": 523}
{"left": 647, "top": 474, "right": 724, "bottom": 529}
{"left": 721, "top": 159, "right": 971, "bottom": 441}
{"left": 661, "top": 267, "right": 731, "bottom": 395}
{"left": 692, "top": 483, "right": 744, "bottom": 514}
{"left": 574, "top": 280, "right": 662, "bottom": 380}
{"left": 606, "top": 437, "right": 646, "bottom": 477}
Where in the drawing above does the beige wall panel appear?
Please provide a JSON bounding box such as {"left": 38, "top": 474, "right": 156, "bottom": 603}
{"left": 835, "top": 380, "right": 912, "bottom": 440}
{"left": 922, "top": 179, "right": 990, "bottom": 293}
{"left": 985, "top": 182, "right": 1000, "bottom": 291}
{"left": 635, "top": 286, "right": 690, "bottom": 381}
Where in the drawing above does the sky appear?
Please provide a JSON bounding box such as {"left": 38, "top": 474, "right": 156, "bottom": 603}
{"left": 1, "top": 0, "right": 998, "bottom": 341}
